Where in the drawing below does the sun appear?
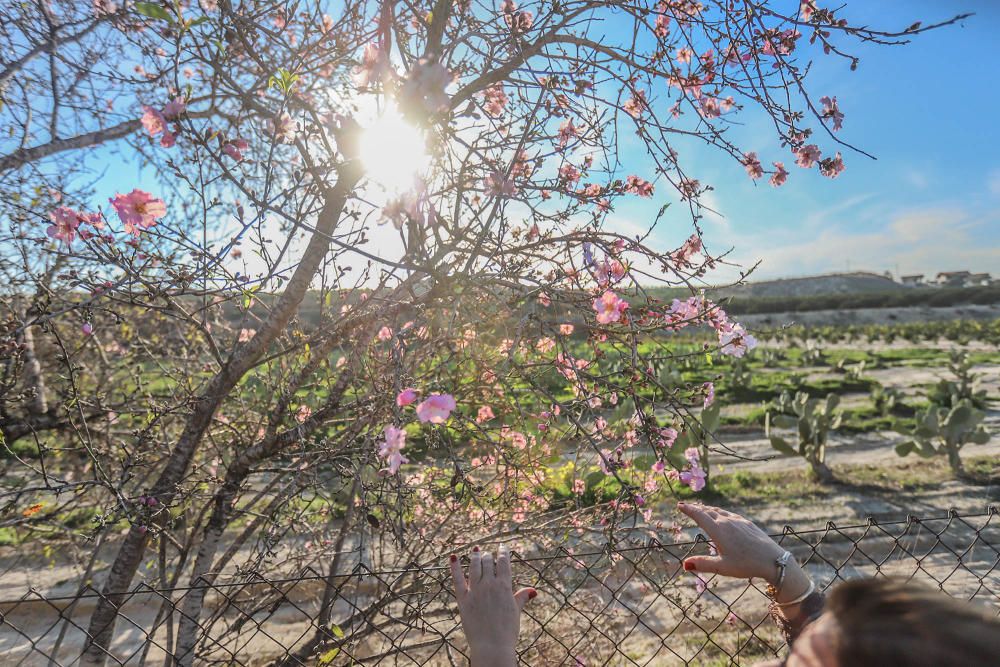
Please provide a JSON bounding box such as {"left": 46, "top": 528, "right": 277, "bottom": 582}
{"left": 358, "top": 103, "right": 430, "bottom": 195}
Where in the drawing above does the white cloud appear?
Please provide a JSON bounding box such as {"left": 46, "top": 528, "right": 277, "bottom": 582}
{"left": 988, "top": 169, "right": 1000, "bottom": 196}
{"left": 718, "top": 205, "right": 1000, "bottom": 281}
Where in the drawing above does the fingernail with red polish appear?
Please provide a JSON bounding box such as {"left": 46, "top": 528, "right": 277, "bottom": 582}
{"left": 528, "top": 590, "right": 537, "bottom": 599}
{"left": 683, "top": 561, "right": 696, "bottom": 571}
{"left": 450, "top": 554, "right": 457, "bottom": 563}
{"left": 473, "top": 546, "right": 480, "bottom": 552}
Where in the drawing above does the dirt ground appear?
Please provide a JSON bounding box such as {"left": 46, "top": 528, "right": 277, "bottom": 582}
{"left": 0, "top": 351, "right": 996, "bottom": 665}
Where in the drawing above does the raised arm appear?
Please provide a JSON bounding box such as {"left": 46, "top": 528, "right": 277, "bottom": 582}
{"left": 449, "top": 546, "right": 537, "bottom": 666}
{"left": 678, "top": 502, "right": 825, "bottom": 642}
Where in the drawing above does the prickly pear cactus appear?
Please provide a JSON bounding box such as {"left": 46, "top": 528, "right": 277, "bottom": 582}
{"left": 895, "top": 399, "right": 990, "bottom": 476}
{"left": 766, "top": 392, "right": 841, "bottom": 482}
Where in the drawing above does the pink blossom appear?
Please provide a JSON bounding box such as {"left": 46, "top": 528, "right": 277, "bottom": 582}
{"left": 81, "top": 322, "right": 94, "bottom": 336}
{"left": 271, "top": 113, "right": 297, "bottom": 143}
{"left": 654, "top": 14, "right": 670, "bottom": 38}
{"left": 678, "top": 178, "right": 701, "bottom": 200}
{"left": 680, "top": 467, "right": 707, "bottom": 492}
{"left": 651, "top": 460, "right": 666, "bottom": 474}
{"left": 558, "top": 119, "right": 579, "bottom": 148}
{"left": 416, "top": 393, "right": 457, "bottom": 424}
{"left": 559, "top": 324, "right": 575, "bottom": 335}
{"left": 819, "top": 95, "right": 844, "bottom": 132}
{"left": 670, "top": 233, "right": 703, "bottom": 268}
{"left": 743, "top": 152, "right": 764, "bottom": 180}
{"left": 800, "top": 0, "right": 817, "bottom": 21}
{"left": 141, "top": 107, "right": 168, "bottom": 138}
{"left": 595, "top": 257, "right": 627, "bottom": 286}
{"left": 223, "top": 138, "right": 249, "bottom": 162}
{"left": 684, "top": 447, "right": 700, "bottom": 467}
{"left": 719, "top": 323, "right": 757, "bottom": 358}
{"left": 93, "top": 0, "right": 117, "bottom": 16}
{"left": 658, "top": 427, "right": 678, "bottom": 449}
{"left": 538, "top": 292, "right": 552, "bottom": 307}
{"left": 379, "top": 425, "right": 408, "bottom": 475}
{"left": 511, "top": 151, "right": 535, "bottom": 179}
{"left": 509, "top": 431, "right": 528, "bottom": 449}
{"left": 161, "top": 97, "right": 186, "bottom": 119}
{"left": 598, "top": 448, "right": 616, "bottom": 475}
{"left": 501, "top": 0, "right": 533, "bottom": 34}
{"left": 476, "top": 405, "right": 495, "bottom": 423}
{"left": 760, "top": 28, "right": 801, "bottom": 56}
{"left": 396, "top": 388, "right": 418, "bottom": 407}
{"left": 794, "top": 144, "right": 821, "bottom": 169}
{"left": 238, "top": 329, "right": 255, "bottom": 342}
{"left": 110, "top": 189, "right": 166, "bottom": 236}
{"left": 484, "top": 172, "right": 517, "bottom": 197}
{"left": 377, "top": 326, "right": 393, "bottom": 341}
{"left": 703, "top": 381, "right": 715, "bottom": 408}
{"left": 819, "top": 152, "right": 845, "bottom": 179}
{"left": 558, "top": 163, "right": 581, "bottom": 185}
{"left": 573, "top": 479, "right": 586, "bottom": 495}
{"left": 676, "top": 47, "right": 693, "bottom": 64}
{"left": 770, "top": 161, "right": 789, "bottom": 187}
{"left": 592, "top": 290, "right": 628, "bottom": 325}
{"left": 295, "top": 405, "right": 312, "bottom": 423}
{"left": 47, "top": 207, "right": 82, "bottom": 245}
{"left": 482, "top": 83, "right": 508, "bottom": 117}
{"left": 401, "top": 59, "right": 452, "bottom": 113}
{"left": 699, "top": 96, "right": 721, "bottom": 119}
{"left": 623, "top": 91, "right": 648, "bottom": 118}
{"left": 355, "top": 43, "right": 391, "bottom": 88}
{"left": 624, "top": 175, "right": 654, "bottom": 197}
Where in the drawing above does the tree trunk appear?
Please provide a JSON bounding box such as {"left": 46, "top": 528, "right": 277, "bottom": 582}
{"left": 809, "top": 455, "right": 835, "bottom": 484}
{"left": 947, "top": 445, "right": 965, "bottom": 478}
{"left": 81, "top": 170, "right": 359, "bottom": 666}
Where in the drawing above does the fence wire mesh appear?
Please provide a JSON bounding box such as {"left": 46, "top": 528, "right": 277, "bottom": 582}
{"left": 0, "top": 507, "right": 997, "bottom": 666}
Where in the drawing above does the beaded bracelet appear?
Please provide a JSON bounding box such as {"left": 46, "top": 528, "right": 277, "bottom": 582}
{"left": 765, "top": 550, "right": 793, "bottom": 600}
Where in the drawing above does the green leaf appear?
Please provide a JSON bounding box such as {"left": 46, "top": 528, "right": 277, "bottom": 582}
{"left": 772, "top": 415, "right": 797, "bottom": 429}
{"left": 584, "top": 471, "right": 605, "bottom": 490}
{"left": 769, "top": 436, "right": 796, "bottom": 456}
{"left": 135, "top": 2, "right": 173, "bottom": 22}
{"left": 701, "top": 402, "right": 720, "bottom": 432}
{"left": 329, "top": 623, "right": 345, "bottom": 639}
{"left": 318, "top": 648, "right": 340, "bottom": 665}
{"left": 632, "top": 454, "right": 654, "bottom": 471}
{"left": 894, "top": 441, "right": 915, "bottom": 457}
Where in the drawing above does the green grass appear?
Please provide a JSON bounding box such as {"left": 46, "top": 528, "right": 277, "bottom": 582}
{"left": 699, "top": 455, "right": 1000, "bottom": 505}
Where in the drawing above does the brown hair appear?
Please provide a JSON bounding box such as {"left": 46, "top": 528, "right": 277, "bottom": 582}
{"left": 825, "top": 577, "right": 1000, "bottom": 667}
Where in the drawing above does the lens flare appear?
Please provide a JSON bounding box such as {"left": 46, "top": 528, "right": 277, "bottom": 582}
{"left": 358, "top": 104, "right": 429, "bottom": 195}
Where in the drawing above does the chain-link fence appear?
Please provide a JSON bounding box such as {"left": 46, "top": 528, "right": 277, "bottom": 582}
{"left": 1, "top": 507, "right": 997, "bottom": 666}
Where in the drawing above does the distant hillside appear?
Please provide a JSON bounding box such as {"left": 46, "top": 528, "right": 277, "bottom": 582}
{"left": 709, "top": 272, "right": 905, "bottom": 299}
{"left": 645, "top": 273, "right": 1000, "bottom": 317}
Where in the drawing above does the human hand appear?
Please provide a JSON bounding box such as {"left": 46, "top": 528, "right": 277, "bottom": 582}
{"left": 678, "top": 502, "right": 811, "bottom": 604}
{"left": 450, "top": 545, "right": 537, "bottom": 667}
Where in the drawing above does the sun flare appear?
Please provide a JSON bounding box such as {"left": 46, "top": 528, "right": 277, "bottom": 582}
{"left": 358, "top": 104, "right": 430, "bottom": 195}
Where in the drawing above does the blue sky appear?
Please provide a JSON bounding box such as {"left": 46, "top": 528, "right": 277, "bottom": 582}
{"left": 612, "top": 0, "right": 1000, "bottom": 282}
{"left": 83, "top": 1, "right": 999, "bottom": 285}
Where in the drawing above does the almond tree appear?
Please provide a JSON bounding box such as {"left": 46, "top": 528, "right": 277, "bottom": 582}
{"left": 0, "top": 0, "right": 963, "bottom": 663}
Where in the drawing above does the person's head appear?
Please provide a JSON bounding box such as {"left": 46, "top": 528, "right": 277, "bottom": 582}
{"left": 786, "top": 577, "right": 1000, "bottom": 667}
